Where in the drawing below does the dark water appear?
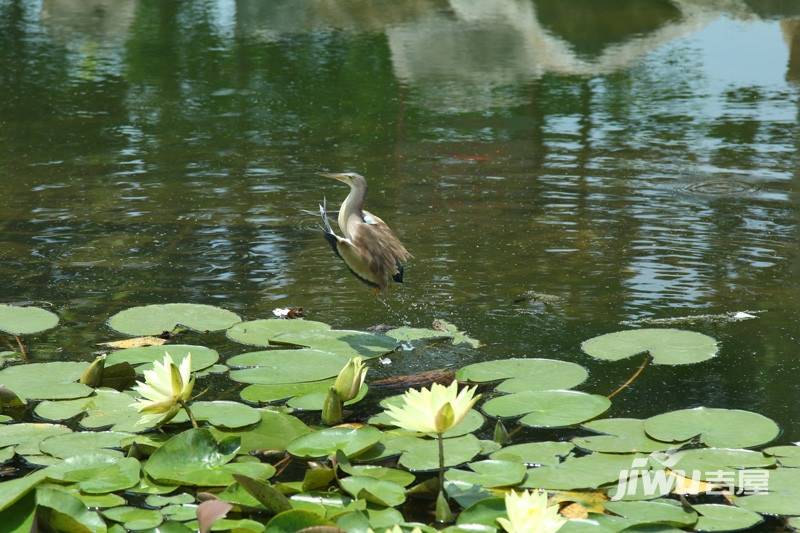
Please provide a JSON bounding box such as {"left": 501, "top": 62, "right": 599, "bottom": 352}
{"left": 2, "top": 0, "right": 800, "bottom": 439}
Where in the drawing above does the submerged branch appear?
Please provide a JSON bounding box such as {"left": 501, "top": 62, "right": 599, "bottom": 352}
{"left": 607, "top": 354, "right": 651, "bottom": 399}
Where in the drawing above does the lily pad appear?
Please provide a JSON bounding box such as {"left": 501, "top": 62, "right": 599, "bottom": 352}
{"left": 286, "top": 384, "right": 368, "bottom": 411}
{"left": 455, "top": 497, "right": 506, "bottom": 528}
{"left": 39, "top": 431, "right": 132, "bottom": 459}
{"left": 649, "top": 448, "right": 775, "bottom": 480}
{"left": 644, "top": 408, "right": 780, "bottom": 448}
{"left": 240, "top": 380, "right": 334, "bottom": 404}
{"left": 108, "top": 303, "right": 241, "bottom": 336}
{"left": 581, "top": 328, "right": 717, "bottom": 365}
{"left": 145, "top": 493, "right": 195, "bottom": 507}
{"left": 763, "top": 445, "right": 800, "bottom": 467}
{"left": 457, "top": 358, "right": 588, "bottom": 392}
{"left": 229, "top": 350, "right": 351, "bottom": 385}
{"left": 209, "top": 410, "right": 311, "bottom": 454}
{"left": 444, "top": 459, "right": 526, "bottom": 488}
{"left": 170, "top": 401, "right": 260, "bottom": 429}
{"left": 35, "top": 389, "right": 156, "bottom": 433}
{"left": 36, "top": 487, "right": 107, "bottom": 533}
{"left": 0, "top": 422, "right": 71, "bottom": 455}
{"left": 482, "top": 390, "right": 610, "bottom": 428}
{"left": 398, "top": 434, "right": 483, "bottom": 472}
{"left": 287, "top": 426, "right": 382, "bottom": 459}
{"left": 489, "top": 441, "right": 575, "bottom": 466}
{"left": 0, "top": 469, "right": 48, "bottom": 512}
{"left": 573, "top": 419, "right": 678, "bottom": 453}
{"left": 265, "top": 509, "right": 332, "bottom": 533}
{"left": 145, "top": 428, "right": 275, "bottom": 486}
{"left": 105, "top": 344, "right": 218, "bottom": 373}
{"left": 523, "top": 453, "right": 645, "bottom": 490}
{"left": 227, "top": 319, "right": 331, "bottom": 347}
{"left": 47, "top": 454, "right": 141, "bottom": 493}
{"left": 0, "top": 361, "right": 92, "bottom": 401}
{"left": 0, "top": 305, "right": 59, "bottom": 336}
{"left": 604, "top": 499, "right": 698, "bottom": 528}
{"left": 339, "top": 476, "right": 406, "bottom": 507}
{"left": 731, "top": 468, "right": 800, "bottom": 514}
{"left": 272, "top": 329, "right": 396, "bottom": 359}
{"left": 103, "top": 506, "right": 164, "bottom": 530}
{"left": 693, "top": 504, "right": 762, "bottom": 532}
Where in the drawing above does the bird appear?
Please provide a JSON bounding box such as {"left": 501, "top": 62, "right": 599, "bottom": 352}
{"left": 318, "top": 172, "right": 412, "bottom": 294}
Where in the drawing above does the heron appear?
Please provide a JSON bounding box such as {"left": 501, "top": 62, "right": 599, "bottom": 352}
{"left": 318, "top": 172, "right": 412, "bottom": 294}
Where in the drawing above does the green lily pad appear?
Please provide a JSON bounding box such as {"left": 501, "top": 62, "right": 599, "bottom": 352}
{"left": 108, "top": 303, "right": 241, "bottom": 336}
{"left": 398, "top": 434, "right": 483, "bottom": 472}
{"left": 574, "top": 418, "right": 679, "bottom": 453}
{"left": 384, "top": 327, "right": 451, "bottom": 343}
{"left": 161, "top": 503, "right": 197, "bottom": 522}
{"left": 339, "top": 476, "right": 406, "bottom": 507}
{"left": 340, "top": 464, "right": 416, "bottom": 487}
{"left": 39, "top": 431, "right": 132, "bottom": 459}
{"left": 170, "top": 401, "right": 260, "bottom": 429}
{"left": 649, "top": 448, "right": 775, "bottom": 480}
{"left": 286, "top": 384, "right": 368, "bottom": 411}
{"left": 287, "top": 426, "right": 382, "bottom": 459}
{"left": 763, "top": 445, "right": 800, "bottom": 467}
{"left": 103, "top": 506, "right": 164, "bottom": 530}
{"left": 523, "top": 453, "right": 645, "bottom": 490}
{"left": 46, "top": 454, "right": 141, "bottom": 493}
{"left": 0, "top": 305, "right": 59, "bottom": 336}
{"left": 229, "top": 350, "right": 351, "bottom": 385}
{"left": 581, "top": 328, "right": 718, "bottom": 365}
{"left": 265, "top": 509, "right": 332, "bottom": 533}
{"left": 693, "top": 504, "right": 763, "bottom": 532}
{"left": 145, "top": 493, "right": 195, "bottom": 507}
{"left": 105, "top": 344, "right": 218, "bottom": 373}
{"left": 444, "top": 459, "right": 526, "bottom": 488}
{"left": 0, "top": 469, "right": 48, "bottom": 512}
{"left": 455, "top": 497, "right": 506, "bottom": 528}
{"left": 227, "top": 319, "right": 331, "bottom": 347}
{"left": 489, "top": 441, "right": 575, "bottom": 466}
{"left": 457, "top": 358, "right": 588, "bottom": 392}
{"left": 0, "top": 361, "right": 92, "bottom": 401}
{"left": 604, "top": 499, "right": 698, "bottom": 527}
{"left": 482, "top": 390, "right": 610, "bottom": 428}
{"left": 0, "top": 422, "right": 71, "bottom": 455}
{"left": 732, "top": 468, "right": 800, "bottom": 514}
{"left": 144, "top": 428, "right": 275, "bottom": 486}
{"left": 36, "top": 487, "right": 107, "bottom": 533}
{"left": 0, "top": 490, "right": 35, "bottom": 533}
{"left": 240, "top": 380, "right": 334, "bottom": 404}
{"left": 0, "top": 446, "right": 14, "bottom": 464}
{"left": 209, "top": 410, "right": 311, "bottom": 454}
{"left": 272, "top": 329, "right": 396, "bottom": 359}
{"left": 35, "top": 389, "right": 156, "bottom": 433}
{"left": 644, "top": 408, "right": 780, "bottom": 448}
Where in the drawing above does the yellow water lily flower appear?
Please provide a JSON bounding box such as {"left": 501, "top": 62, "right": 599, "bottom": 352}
{"left": 130, "top": 352, "right": 194, "bottom": 426}
{"left": 497, "top": 489, "right": 566, "bottom": 533}
{"left": 333, "top": 356, "right": 368, "bottom": 402}
{"left": 384, "top": 381, "right": 480, "bottom": 434}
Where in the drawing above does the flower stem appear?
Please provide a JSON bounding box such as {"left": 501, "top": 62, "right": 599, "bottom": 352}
{"left": 180, "top": 400, "right": 198, "bottom": 428}
{"left": 437, "top": 432, "right": 445, "bottom": 490}
{"left": 15, "top": 336, "right": 28, "bottom": 361}
{"left": 608, "top": 354, "right": 651, "bottom": 399}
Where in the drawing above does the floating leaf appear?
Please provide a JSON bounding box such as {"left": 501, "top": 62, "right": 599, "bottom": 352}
{"left": 106, "top": 344, "right": 218, "bottom": 373}
{"left": 39, "top": 431, "right": 132, "bottom": 459}
{"left": 0, "top": 469, "right": 47, "bottom": 512}
{"left": 0, "top": 491, "right": 35, "bottom": 533}
{"left": 489, "top": 441, "right": 575, "bottom": 466}
{"left": 384, "top": 327, "right": 451, "bottom": 343}
{"left": 229, "top": 350, "right": 351, "bottom": 385}
{"left": 287, "top": 426, "right": 382, "bottom": 459}
{"left": 644, "top": 408, "right": 780, "bottom": 448}
{"left": 339, "top": 475, "right": 406, "bottom": 507}
{"left": 287, "top": 384, "right": 368, "bottom": 411}
{"left": 456, "top": 358, "right": 588, "bottom": 392}
{"left": 35, "top": 389, "right": 156, "bottom": 433}
{"left": 240, "top": 380, "right": 334, "bottom": 404}
{"left": 0, "top": 361, "right": 92, "bottom": 401}
{"left": 398, "top": 434, "right": 483, "bottom": 472}
{"left": 272, "top": 329, "right": 396, "bottom": 359}
{"left": 573, "top": 418, "right": 679, "bottom": 453}
{"left": 145, "top": 493, "right": 195, "bottom": 507}
{"left": 264, "top": 509, "right": 333, "bottom": 532}
{"left": 170, "top": 401, "right": 260, "bottom": 429}
{"left": 98, "top": 336, "right": 168, "bottom": 349}
{"left": 581, "top": 328, "right": 717, "bottom": 365}
{"left": 227, "top": 319, "right": 331, "bottom": 347}
{"left": 36, "top": 486, "right": 107, "bottom": 533}
{"left": 482, "top": 390, "right": 610, "bottom": 428}
{"left": 432, "top": 319, "right": 482, "bottom": 348}
{"left": 108, "top": 303, "right": 241, "bottom": 336}
{"left": 604, "top": 499, "right": 698, "bottom": 528}
{"left": 454, "top": 496, "right": 505, "bottom": 528}
{"left": 46, "top": 454, "right": 141, "bottom": 493}
{"left": 103, "top": 506, "right": 164, "bottom": 530}
{"left": 693, "top": 504, "right": 762, "bottom": 532}
{"left": 340, "top": 464, "right": 416, "bottom": 487}
{"left": 763, "top": 445, "right": 800, "bottom": 467}
{"left": 445, "top": 459, "right": 526, "bottom": 488}
{"left": 0, "top": 422, "right": 70, "bottom": 455}
{"left": 145, "top": 428, "right": 275, "bottom": 486}
{"left": 731, "top": 468, "right": 800, "bottom": 514}
{"left": 210, "top": 410, "right": 311, "bottom": 454}
{"left": 523, "top": 453, "right": 645, "bottom": 490}
{"left": 0, "top": 304, "right": 59, "bottom": 335}
{"left": 649, "top": 448, "right": 775, "bottom": 480}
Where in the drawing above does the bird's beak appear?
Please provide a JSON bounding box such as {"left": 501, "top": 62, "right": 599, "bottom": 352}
{"left": 318, "top": 172, "right": 346, "bottom": 182}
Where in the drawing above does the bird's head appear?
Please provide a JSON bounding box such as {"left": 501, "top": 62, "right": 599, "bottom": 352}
{"left": 319, "top": 172, "right": 366, "bottom": 188}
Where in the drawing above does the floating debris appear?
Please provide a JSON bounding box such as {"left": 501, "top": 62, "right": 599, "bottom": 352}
{"left": 271, "top": 307, "right": 304, "bottom": 319}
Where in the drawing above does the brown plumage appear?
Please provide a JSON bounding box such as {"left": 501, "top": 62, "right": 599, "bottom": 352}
{"left": 319, "top": 172, "right": 412, "bottom": 293}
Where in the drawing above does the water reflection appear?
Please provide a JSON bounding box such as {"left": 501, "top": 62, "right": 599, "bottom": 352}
{"left": 1, "top": 0, "right": 800, "bottom": 436}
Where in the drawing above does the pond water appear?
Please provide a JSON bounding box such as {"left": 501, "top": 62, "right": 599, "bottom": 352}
{"left": 1, "top": 0, "right": 800, "bottom": 439}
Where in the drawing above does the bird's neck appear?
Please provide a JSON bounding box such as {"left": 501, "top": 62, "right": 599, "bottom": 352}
{"left": 338, "top": 182, "right": 365, "bottom": 238}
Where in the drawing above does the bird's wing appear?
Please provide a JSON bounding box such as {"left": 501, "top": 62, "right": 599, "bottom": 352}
{"left": 320, "top": 200, "right": 381, "bottom": 288}
{"left": 349, "top": 217, "right": 412, "bottom": 285}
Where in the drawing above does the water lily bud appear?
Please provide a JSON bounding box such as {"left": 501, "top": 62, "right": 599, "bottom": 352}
{"left": 493, "top": 419, "right": 509, "bottom": 445}
{"left": 435, "top": 489, "right": 454, "bottom": 523}
{"left": 434, "top": 402, "right": 455, "bottom": 433}
{"left": 333, "top": 357, "right": 367, "bottom": 402}
{"left": 321, "top": 387, "right": 343, "bottom": 426}
{"left": 79, "top": 355, "right": 106, "bottom": 387}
